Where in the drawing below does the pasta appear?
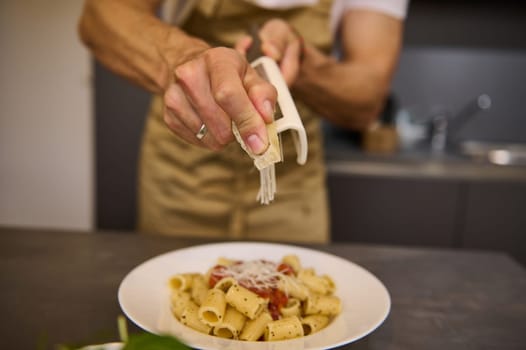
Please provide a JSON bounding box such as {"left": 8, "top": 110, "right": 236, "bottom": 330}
{"left": 198, "top": 288, "right": 227, "bottom": 326}
{"left": 169, "top": 273, "right": 199, "bottom": 291}
{"left": 180, "top": 300, "right": 212, "bottom": 334}
{"left": 225, "top": 283, "right": 268, "bottom": 320}
{"left": 301, "top": 314, "right": 330, "bottom": 335}
{"left": 168, "top": 255, "right": 341, "bottom": 342}
{"left": 170, "top": 289, "right": 191, "bottom": 320}
{"left": 213, "top": 306, "right": 246, "bottom": 339}
{"left": 280, "top": 298, "right": 301, "bottom": 317}
{"left": 239, "top": 312, "right": 273, "bottom": 341}
{"left": 264, "top": 315, "right": 303, "bottom": 341}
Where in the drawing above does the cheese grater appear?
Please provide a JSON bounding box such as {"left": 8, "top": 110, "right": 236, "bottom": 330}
{"left": 232, "top": 27, "right": 308, "bottom": 204}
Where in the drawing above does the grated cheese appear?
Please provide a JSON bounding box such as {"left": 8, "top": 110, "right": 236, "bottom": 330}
{"left": 213, "top": 259, "right": 303, "bottom": 297}
{"left": 232, "top": 122, "right": 282, "bottom": 205}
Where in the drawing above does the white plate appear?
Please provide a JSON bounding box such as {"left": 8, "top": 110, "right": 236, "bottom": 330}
{"left": 118, "top": 242, "right": 390, "bottom": 350}
{"left": 80, "top": 343, "right": 123, "bottom": 350}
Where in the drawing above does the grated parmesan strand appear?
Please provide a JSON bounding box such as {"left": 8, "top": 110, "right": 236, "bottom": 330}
{"left": 213, "top": 260, "right": 303, "bottom": 297}
{"left": 232, "top": 122, "right": 282, "bottom": 205}
{"left": 256, "top": 164, "right": 276, "bottom": 205}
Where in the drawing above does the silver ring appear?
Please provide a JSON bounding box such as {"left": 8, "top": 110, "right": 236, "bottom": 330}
{"left": 195, "top": 124, "right": 207, "bottom": 140}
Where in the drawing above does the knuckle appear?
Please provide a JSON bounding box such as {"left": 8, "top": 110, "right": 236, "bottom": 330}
{"left": 203, "top": 47, "right": 222, "bottom": 65}
{"left": 215, "top": 129, "right": 234, "bottom": 146}
{"left": 173, "top": 65, "right": 187, "bottom": 81}
{"left": 205, "top": 47, "right": 243, "bottom": 70}
{"left": 249, "top": 80, "right": 277, "bottom": 101}
{"left": 213, "top": 83, "right": 237, "bottom": 105}
{"left": 174, "top": 61, "right": 200, "bottom": 85}
{"left": 234, "top": 113, "right": 258, "bottom": 133}
{"left": 205, "top": 46, "right": 222, "bottom": 57}
{"left": 163, "top": 89, "right": 180, "bottom": 109}
{"left": 207, "top": 46, "right": 232, "bottom": 58}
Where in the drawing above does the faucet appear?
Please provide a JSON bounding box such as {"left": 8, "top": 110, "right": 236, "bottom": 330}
{"left": 429, "top": 94, "right": 492, "bottom": 153}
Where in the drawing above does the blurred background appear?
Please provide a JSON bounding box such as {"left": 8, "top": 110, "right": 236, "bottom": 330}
{"left": 1, "top": 1, "right": 525, "bottom": 263}
{"left": 0, "top": 1, "right": 92, "bottom": 231}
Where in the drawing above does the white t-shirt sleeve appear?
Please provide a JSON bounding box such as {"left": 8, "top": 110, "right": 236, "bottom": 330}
{"left": 330, "top": 0, "right": 409, "bottom": 34}
{"left": 343, "top": 0, "right": 408, "bottom": 19}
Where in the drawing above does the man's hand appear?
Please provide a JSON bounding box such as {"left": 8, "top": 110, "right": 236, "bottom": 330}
{"left": 235, "top": 19, "right": 303, "bottom": 86}
{"left": 163, "top": 46, "right": 277, "bottom": 154}
{"left": 78, "top": 0, "right": 277, "bottom": 154}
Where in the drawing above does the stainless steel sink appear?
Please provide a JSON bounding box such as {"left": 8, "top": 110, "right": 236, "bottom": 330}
{"left": 460, "top": 141, "right": 526, "bottom": 166}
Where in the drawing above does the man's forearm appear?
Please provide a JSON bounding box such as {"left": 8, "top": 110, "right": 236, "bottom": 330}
{"left": 293, "top": 52, "right": 388, "bottom": 131}
{"left": 78, "top": 0, "right": 208, "bottom": 94}
{"left": 293, "top": 10, "right": 403, "bottom": 131}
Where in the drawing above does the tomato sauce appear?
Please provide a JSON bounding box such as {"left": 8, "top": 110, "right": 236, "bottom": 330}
{"left": 208, "top": 261, "right": 295, "bottom": 320}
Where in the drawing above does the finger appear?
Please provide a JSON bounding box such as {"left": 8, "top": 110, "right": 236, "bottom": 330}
{"left": 244, "top": 69, "right": 277, "bottom": 124}
{"left": 259, "top": 19, "right": 293, "bottom": 61}
{"left": 235, "top": 35, "right": 253, "bottom": 56}
{"left": 163, "top": 107, "right": 203, "bottom": 148}
{"left": 261, "top": 42, "right": 282, "bottom": 62}
{"left": 175, "top": 54, "right": 234, "bottom": 147}
{"left": 163, "top": 84, "right": 223, "bottom": 150}
{"left": 279, "top": 39, "right": 302, "bottom": 86}
{"left": 206, "top": 48, "right": 275, "bottom": 155}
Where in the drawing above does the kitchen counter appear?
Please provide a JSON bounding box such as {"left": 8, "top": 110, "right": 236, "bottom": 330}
{"left": 323, "top": 127, "right": 526, "bottom": 266}
{"left": 1, "top": 227, "right": 526, "bottom": 349}
{"left": 323, "top": 125, "right": 526, "bottom": 182}
{"left": 327, "top": 155, "right": 526, "bottom": 182}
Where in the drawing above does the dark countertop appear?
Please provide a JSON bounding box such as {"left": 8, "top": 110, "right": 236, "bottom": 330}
{"left": 1, "top": 227, "right": 526, "bottom": 350}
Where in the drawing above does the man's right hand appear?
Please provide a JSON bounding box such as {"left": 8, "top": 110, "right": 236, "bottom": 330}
{"left": 163, "top": 46, "right": 277, "bottom": 154}
{"left": 79, "top": 0, "right": 277, "bottom": 154}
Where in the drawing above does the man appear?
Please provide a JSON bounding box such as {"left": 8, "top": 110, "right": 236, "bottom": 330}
{"left": 79, "top": 0, "right": 408, "bottom": 243}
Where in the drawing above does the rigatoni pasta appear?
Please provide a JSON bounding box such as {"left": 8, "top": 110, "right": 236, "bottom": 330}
{"left": 169, "top": 273, "right": 199, "bottom": 291}
{"left": 180, "top": 300, "right": 212, "bottom": 334}
{"left": 168, "top": 255, "right": 341, "bottom": 342}
{"left": 264, "top": 315, "right": 303, "bottom": 341}
{"left": 170, "top": 289, "right": 191, "bottom": 320}
{"left": 198, "top": 288, "right": 227, "bottom": 326}
{"left": 225, "top": 283, "right": 268, "bottom": 319}
{"left": 280, "top": 298, "right": 301, "bottom": 317}
{"left": 301, "top": 314, "right": 330, "bottom": 335}
{"left": 239, "top": 312, "right": 273, "bottom": 341}
{"left": 213, "top": 305, "right": 246, "bottom": 339}
{"left": 190, "top": 274, "right": 208, "bottom": 306}
{"left": 303, "top": 293, "right": 342, "bottom": 316}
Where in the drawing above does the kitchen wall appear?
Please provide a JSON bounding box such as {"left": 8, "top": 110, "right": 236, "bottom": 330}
{"left": 392, "top": 48, "right": 526, "bottom": 145}
{"left": 393, "top": 0, "right": 526, "bottom": 145}
{"left": 0, "top": 1, "right": 93, "bottom": 230}
{"left": 404, "top": 0, "right": 526, "bottom": 50}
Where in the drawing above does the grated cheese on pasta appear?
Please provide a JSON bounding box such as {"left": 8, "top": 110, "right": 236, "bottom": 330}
{"left": 213, "top": 260, "right": 301, "bottom": 296}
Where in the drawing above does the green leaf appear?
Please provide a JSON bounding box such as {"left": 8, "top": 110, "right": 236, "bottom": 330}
{"left": 122, "top": 333, "right": 191, "bottom": 350}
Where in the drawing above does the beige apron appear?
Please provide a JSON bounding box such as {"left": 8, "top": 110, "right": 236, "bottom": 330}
{"left": 138, "top": 0, "right": 333, "bottom": 243}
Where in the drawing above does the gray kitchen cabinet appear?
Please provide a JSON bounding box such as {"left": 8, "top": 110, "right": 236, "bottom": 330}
{"left": 328, "top": 173, "right": 463, "bottom": 247}
{"left": 462, "top": 181, "right": 526, "bottom": 265}
{"left": 328, "top": 171, "right": 526, "bottom": 265}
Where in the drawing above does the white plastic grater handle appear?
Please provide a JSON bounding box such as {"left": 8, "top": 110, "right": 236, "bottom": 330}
{"left": 250, "top": 56, "right": 308, "bottom": 165}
